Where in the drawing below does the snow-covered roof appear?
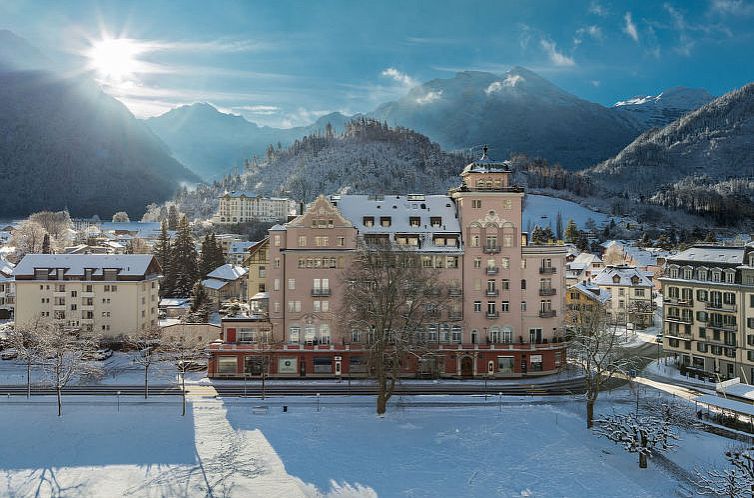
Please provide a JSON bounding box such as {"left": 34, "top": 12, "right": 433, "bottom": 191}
{"left": 159, "top": 298, "right": 191, "bottom": 308}
{"left": 591, "top": 266, "right": 653, "bottom": 288}
{"left": 669, "top": 246, "right": 744, "bottom": 266}
{"left": 13, "top": 254, "right": 157, "bottom": 277}
{"left": 250, "top": 291, "right": 269, "bottom": 300}
{"left": 229, "top": 241, "right": 255, "bottom": 255}
{"left": 569, "top": 282, "right": 611, "bottom": 304}
{"left": 0, "top": 256, "right": 14, "bottom": 277}
{"left": 202, "top": 278, "right": 229, "bottom": 290}
{"left": 460, "top": 147, "right": 511, "bottom": 175}
{"left": 334, "top": 194, "right": 461, "bottom": 235}
{"left": 206, "top": 264, "right": 248, "bottom": 282}
{"left": 221, "top": 191, "right": 291, "bottom": 201}
{"left": 572, "top": 252, "right": 602, "bottom": 266}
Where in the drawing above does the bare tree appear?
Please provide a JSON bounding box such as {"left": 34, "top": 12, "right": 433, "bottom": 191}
{"left": 6, "top": 317, "right": 47, "bottom": 398}
{"left": 164, "top": 338, "right": 207, "bottom": 416}
{"left": 340, "top": 241, "right": 448, "bottom": 416}
{"left": 126, "top": 326, "right": 164, "bottom": 399}
{"left": 695, "top": 446, "right": 754, "bottom": 497}
{"left": 595, "top": 411, "right": 679, "bottom": 468}
{"left": 568, "top": 303, "right": 642, "bottom": 428}
{"left": 39, "top": 324, "right": 100, "bottom": 416}
{"left": 10, "top": 220, "right": 48, "bottom": 262}
{"left": 628, "top": 299, "right": 655, "bottom": 328}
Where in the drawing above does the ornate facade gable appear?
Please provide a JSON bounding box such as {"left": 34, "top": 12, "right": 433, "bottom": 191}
{"left": 467, "top": 210, "right": 516, "bottom": 229}
{"left": 287, "top": 195, "right": 353, "bottom": 228}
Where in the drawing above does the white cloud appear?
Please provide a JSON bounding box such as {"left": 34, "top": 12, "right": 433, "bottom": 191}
{"left": 589, "top": 1, "right": 608, "bottom": 16}
{"left": 279, "top": 108, "right": 333, "bottom": 128}
{"left": 623, "top": 12, "right": 640, "bottom": 42}
{"left": 415, "top": 90, "right": 443, "bottom": 105}
{"left": 709, "top": 0, "right": 754, "bottom": 16}
{"left": 574, "top": 25, "right": 604, "bottom": 45}
{"left": 235, "top": 105, "right": 280, "bottom": 115}
{"left": 590, "top": 80, "right": 601, "bottom": 87}
{"left": 539, "top": 39, "right": 575, "bottom": 67}
{"left": 380, "top": 67, "right": 418, "bottom": 87}
{"left": 485, "top": 74, "right": 525, "bottom": 95}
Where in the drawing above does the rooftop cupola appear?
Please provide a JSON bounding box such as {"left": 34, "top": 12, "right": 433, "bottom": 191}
{"left": 457, "top": 145, "right": 517, "bottom": 191}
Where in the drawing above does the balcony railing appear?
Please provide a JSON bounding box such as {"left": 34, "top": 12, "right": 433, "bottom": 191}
{"left": 539, "top": 310, "right": 557, "bottom": 318}
{"left": 539, "top": 288, "right": 556, "bottom": 296}
{"left": 311, "top": 288, "right": 331, "bottom": 297}
{"left": 486, "top": 311, "right": 500, "bottom": 319}
{"left": 485, "top": 289, "right": 499, "bottom": 297}
{"left": 485, "top": 266, "right": 499, "bottom": 275}
{"left": 482, "top": 246, "right": 501, "bottom": 254}
{"left": 448, "top": 311, "right": 463, "bottom": 321}
{"left": 707, "top": 321, "right": 737, "bottom": 332}
{"left": 665, "top": 297, "right": 693, "bottom": 307}
{"left": 539, "top": 267, "right": 556, "bottom": 275}
{"left": 665, "top": 315, "right": 693, "bottom": 324}
{"left": 448, "top": 288, "right": 463, "bottom": 297}
{"left": 705, "top": 302, "right": 737, "bottom": 313}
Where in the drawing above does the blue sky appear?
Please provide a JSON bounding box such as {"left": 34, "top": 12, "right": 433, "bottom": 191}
{"left": 2, "top": 0, "right": 754, "bottom": 127}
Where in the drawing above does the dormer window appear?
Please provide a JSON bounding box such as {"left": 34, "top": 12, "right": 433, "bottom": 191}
{"left": 684, "top": 268, "right": 693, "bottom": 280}
{"left": 631, "top": 276, "right": 639, "bottom": 285}
{"left": 380, "top": 217, "right": 391, "bottom": 227}
{"left": 612, "top": 275, "right": 621, "bottom": 284}
{"left": 430, "top": 217, "right": 442, "bottom": 228}
{"left": 363, "top": 217, "right": 374, "bottom": 227}
{"left": 712, "top": 271, "right": 721, "bottom": 282}
{"left": 725, "top": 271, "right": 735, "bottom": 284}
{"left": 409, "top": 217, "right": 421, "bottom": 227}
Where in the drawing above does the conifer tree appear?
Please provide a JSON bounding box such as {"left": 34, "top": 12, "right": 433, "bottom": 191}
{"left": 555, "top": 211, "right": 564, "bottom": 241}
{"left": 167, "top": 205, "right": 180, "bottom": 230}
{"left": 42, "top": 233, "right": 51, "bottom": 254}
{"left": 169, "top": 216, "right": 199, "bottom": 297}
{"left": 564, "top": 219, "right": 579, "bottom": 243}
{"left": 210, "top": 234, "right": 226, "bottom": 268}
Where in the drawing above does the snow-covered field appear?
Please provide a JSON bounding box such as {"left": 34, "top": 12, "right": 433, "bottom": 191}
{"left": 523, "top": 194, "right": 609, "bottom": 231}
{"left": 0, "top": 392, "right": 731, "bottom": 497}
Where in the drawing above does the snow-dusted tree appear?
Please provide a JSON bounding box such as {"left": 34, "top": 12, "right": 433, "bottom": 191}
{"left": 112, "top": 211, "right": 130, "bottom": 222}
{"left": 125, "top": 237, "right": 150, "bottom": 254}
{"left": 340, "top": 240, "right": 448, "bottom": 415}
{"left": 28, "top": 210, "right": 71, "bottom": 240}
{"left": 628, "top": 299, "right": 655, "bottom": 329}
{"left": 186, "top": 282, "right": 211, "bottom": 323}
{"left": 694, "top": 446, "right": 754, "bottom": 497}
{"left": 169, "top": 216, "right": 199, "bottom": 297}
{"left": 164, "top": 337, "right": 206, "bottom": 416}
{"left": 595, "top": 411, "right": 679, "bottom": 468}
{"left": 6, "top": 316, "right": 48, "bottom": 398}
{"left": 10, "top": 220, "right": 48, "bottom": 262}
{"left": 167, "top": 205, "right": 180, "bottom": 230}
{"left": 564, "top": 218, "right": 579, "bottom": 243}
{"left": 40, "top": 324, "right": 100, "bottom": 416}
{"left": 568, "top": 303, "right": 642, "bottom": 428}
{"left": 125, "top": 326, "right": 164, "bottom": 399}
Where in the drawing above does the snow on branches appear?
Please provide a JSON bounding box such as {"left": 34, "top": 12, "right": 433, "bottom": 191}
{"left": 595, "top": 411, "right": 679, "bottom": 468}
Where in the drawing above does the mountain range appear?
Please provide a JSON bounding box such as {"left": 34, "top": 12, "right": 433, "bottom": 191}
{"left": 146, "top": 66, "right": 714, "bottom": 180}
{"left": 0, "top": 30, "right": 198, "bottom": 218}
{"left": 145, "top": 104, "right": 350, "bottom": 180}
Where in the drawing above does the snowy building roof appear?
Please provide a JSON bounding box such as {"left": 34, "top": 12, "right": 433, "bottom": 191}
{"left": 333, "top": 194, "right": 461, "bottom": 233}
{"left": 159, "top": 298, "right": 191, "bottom": 308}
{"left": 460, "top": 146, "right": 512, "bottom": 175}
{"left": 202, "top": 278, "right": 229, "bottom": 290}
{"left": 229, "top": 241, "right": 255, "bottom": 255}
{"left": 13, "top": 254, "right": 158, "bottom": 278}
{"left": 591, "top": 265, "right": 653, "bottom": 288}
{"left": 0, "top": 256, "right": 14, "bottom": 277}
{"left": 570, "top": 282, "right": 611, "bottom": 304}
{"left": 668, "top": 246, "right": 745, "bottom": 266}
{"left": 206, "top": 264, "right": 248, "bottom": 282}
{"left": 572, "top": 252, "right": 603, "bottom": 267}
{"left": 221, "top": 191, "right": 291, "bottom": 201}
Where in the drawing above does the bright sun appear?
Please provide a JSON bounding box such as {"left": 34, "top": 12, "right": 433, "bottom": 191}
{"left": 87, "top": 38, "right": 141, "bottom": 81}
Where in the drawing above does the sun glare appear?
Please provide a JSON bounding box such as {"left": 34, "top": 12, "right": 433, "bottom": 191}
{"left": 87, "top": 38, "right": 141, "bottom": 81}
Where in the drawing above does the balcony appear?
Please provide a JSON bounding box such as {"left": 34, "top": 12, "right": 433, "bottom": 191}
{"left": 485, "top": 267, "right": 499, "bottom": 275}
{"left": 665, "top": 297, "right": 693, "bottom": 307}
{"left": 485, "top": 289, "right": 499, "bottom": 297}
{"left": 448, "top": 288, "right": 463, "bottom": 297}
{"left": 539, "top": 267, "right": 556, "bottom": 275}
{"left": 539, "top": 288, "right": 556, "bottom": 296}
{"left": 665, "top": 315, "right": 693, "bottom": 324}
{"left": 311, "top": 288, "right": 331, "bottom": 297}
{"left": 482, "top": 246, "right": 501, "bottom": 254}
{"left": 707, "top": 321, "right": 737, "bottom": 332}
{"left": 539, "top": 310, "right": 557, "bottom": 318}
{"left": 705, "top": 302, "right": 737, "bottom": 313}
{"left": 448, "top": 311, "right": 463, "bottom": 321}
{"left": 486, "top": 311, "right": 500, "bottom": 319}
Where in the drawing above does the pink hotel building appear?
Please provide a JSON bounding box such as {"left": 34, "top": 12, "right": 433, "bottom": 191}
{"left": 208, "top": 150, "right": 567, "bottom": 378}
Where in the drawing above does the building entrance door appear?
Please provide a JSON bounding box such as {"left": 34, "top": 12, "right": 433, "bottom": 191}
{"left": 461, "top": 356, "right": 473, "bottom": 378}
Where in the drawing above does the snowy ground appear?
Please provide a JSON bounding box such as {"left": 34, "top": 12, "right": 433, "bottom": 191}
{"left": 0, "top": 390, "right": 734, "bottom": 497}
{"left": 523, "top": 194, "right": 609, "bottom": 231}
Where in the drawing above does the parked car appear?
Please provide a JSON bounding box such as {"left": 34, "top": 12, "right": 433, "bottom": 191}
{"left": 1, "top": 349, "right": 18, "bottom": 360}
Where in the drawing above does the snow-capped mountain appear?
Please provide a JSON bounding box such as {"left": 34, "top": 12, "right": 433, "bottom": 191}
{"left": 587, "top": 82, "right": 754, "bottom": 223}
{"left": 369, "top": 67, "right": 640, "bottom": 170}
{"left": 612, "top": 86, "right": 714, "bottom": 130}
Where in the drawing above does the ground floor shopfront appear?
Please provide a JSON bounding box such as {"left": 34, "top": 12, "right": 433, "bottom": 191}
{"left": 207, "top": 343, "right": 567, "bottom": 379}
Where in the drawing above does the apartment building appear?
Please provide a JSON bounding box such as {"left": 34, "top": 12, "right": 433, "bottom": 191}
{"left": 201, "top": 264, "right": 248, "bottom": 309}
{"left": 661, "top": 245, "right": 754, "bottom": 382}
{"left": 208, "top": 149, "right": 568, "bottom": 379}
{"left": 591, "top": 265, "right": 654, "bottom": 327}
{"left": 0, "top": 256, "right": 14, "bottom": 319}
{"left": 212, "top": 191, "right": 296, "bottom": 224}
{"left": 13, "top": 254, "right": 161, "bottom": 338}
{"left": 566, "top": 282, "right": 611, "bottom": 325}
